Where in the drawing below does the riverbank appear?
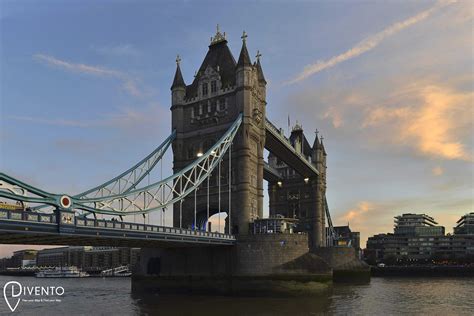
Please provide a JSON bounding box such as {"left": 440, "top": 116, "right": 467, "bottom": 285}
{"left": 371, "top": 265, "right": 474, "bottom": 277}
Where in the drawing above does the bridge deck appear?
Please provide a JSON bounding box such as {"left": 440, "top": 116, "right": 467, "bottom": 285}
{"left": 0, "top": 209, "right": 235, "bottom": 248}
{"left": 265, "top": 119, "right": 319, "bottom": 179}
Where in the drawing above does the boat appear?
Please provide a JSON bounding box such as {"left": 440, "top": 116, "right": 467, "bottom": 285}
{"left": 100, "top": 265, "right": 131, "bottom": 277}
{"left": 35, "top": 266, "right": 90, "bottom": 278}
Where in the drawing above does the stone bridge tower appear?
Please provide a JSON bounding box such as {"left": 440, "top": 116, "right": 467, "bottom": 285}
{"left": 170, "top": 27, "right": 266, "bottom": 235}
{"left": 268, "top": 126, "right": 327, "bottom": 248}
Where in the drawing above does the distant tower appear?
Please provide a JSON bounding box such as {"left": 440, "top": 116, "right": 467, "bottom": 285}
{"left": 170, "top": 27, "right": 267, "bottom": 235}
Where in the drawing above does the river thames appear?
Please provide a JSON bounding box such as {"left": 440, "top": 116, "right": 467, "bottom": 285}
{"left": 0, "top": 276, "right": 473, "bottom": 315}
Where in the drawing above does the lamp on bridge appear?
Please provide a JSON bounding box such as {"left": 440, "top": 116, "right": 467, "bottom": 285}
{"left": 197, "top": 152, "right": 203, "bottom": 157}
{"left": 277, "top": 181, "right": 282, "bottom": 187}
{"left": 304, "top": 178, "right": 309, "bottom": 184}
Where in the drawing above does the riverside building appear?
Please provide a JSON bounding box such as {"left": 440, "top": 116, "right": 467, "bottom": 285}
{"left": 366, "top": 213, "right": 474, "bottom": 262}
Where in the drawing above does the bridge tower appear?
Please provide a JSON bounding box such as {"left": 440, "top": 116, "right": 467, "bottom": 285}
{"left": 171, "top": 27, "right": 266, "bottom": 235}
{"left": 268, "top": 126, "right": 327, "bottom": 248}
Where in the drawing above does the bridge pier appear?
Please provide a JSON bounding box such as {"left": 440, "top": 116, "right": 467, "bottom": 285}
{"left": 132, "top": 234, "right": 334, "bottom": 296}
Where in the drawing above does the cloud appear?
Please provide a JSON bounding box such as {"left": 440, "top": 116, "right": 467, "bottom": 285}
{"left": 8, "top": 115, "right": 92, "bottom": 128}
{"left": 432, "top": 166, "right": 443, "bottom": 176}
{"left": 322, "top": 106, "right": 343, "bottom": 128}
{"left": 93, "top": 44, "right": 141, "bottom": 57}
{"left": 8, "top": 103, "right": 169, "bottom": 136}
{"left": 286, "top": 0, "right": 457, "bottom": 84}
{"left": 364, "top": 85, "right": 473, "bottom": 162}
{"left": 339, "top": 201, "right": 373, "bottom": 223}
{"left": 33, "top": 54, "right": 143, "bottom": 97}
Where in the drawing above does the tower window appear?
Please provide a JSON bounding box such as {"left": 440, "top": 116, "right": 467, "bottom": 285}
{"left": 211, "top": 80, "right": 217, "bottom": 93}
{"left": 219, "top": 98, "right": 227, "bottom": 111}
{"left": 202, "top": 83, "right": 208, "bottom": 96}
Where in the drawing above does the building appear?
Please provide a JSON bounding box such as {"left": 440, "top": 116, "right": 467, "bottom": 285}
{"left": 36, "top": 246, "right": 140, "bottom": 269}
{"left": 10, "top": 249, "right": 37, "bottom": 268}
{"left": 268, "top": 123, "right": 327, "bottom": 248}
{"left": 331, "top": 226, "right": 361, "bottom": 249}
{"left": 394, "top": 213, "right": 445, "bottom": 236}
{"left": 36, "top": 246, "right": 90, "bottom": 267}
{"left": 454, "top": 212, "right": 474, "bottom": 235}
{"left": 366, "top": 213, "right": 474, "bottom": 263}
{"left": 170, "top": 27, "right": 267, "bottom": 236}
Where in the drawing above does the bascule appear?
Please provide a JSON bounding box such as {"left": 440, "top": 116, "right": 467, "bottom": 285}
{"left": 0, "top": 27, "right": 336, "bottom": 250}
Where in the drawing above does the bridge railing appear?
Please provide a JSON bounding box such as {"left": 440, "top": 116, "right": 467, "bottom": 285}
{"left": 0, "top": 209, "right": 235, "bottom": 240}
{"left": 0, "top": 209, "right": 56, "bottom": 223}
{"left": 265, "top": 118, "right": 289, "bottom": 142}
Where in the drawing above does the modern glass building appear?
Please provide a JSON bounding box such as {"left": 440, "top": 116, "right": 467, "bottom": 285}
{"left": 394, "top": 213, "right": 445, "bottom": 236}
{"left": 454, "top": 212, "right": 474, "bottom": 235}
{"left": 366, "top": 213, "right": 474, "bottom": 262}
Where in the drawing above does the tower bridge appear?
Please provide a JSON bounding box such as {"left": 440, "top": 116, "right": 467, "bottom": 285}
{"left": 0, "top": 27, "right": 367, "bottom": 294}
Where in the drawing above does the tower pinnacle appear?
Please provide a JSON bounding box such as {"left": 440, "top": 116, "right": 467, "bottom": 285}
{"left": 237, "top": 31, "right": 252, "bottom": 68}
{"left": 255, "top": 50, "right": 266, "bottom": 84}
{"left": 171, "top": 55, "right": 185, "bottom": 90}
{"left": 241, "top": 31, "right": 248, "bottom": 43}
{"left": 210, "top": 24, "right": 227, "bottom": 45}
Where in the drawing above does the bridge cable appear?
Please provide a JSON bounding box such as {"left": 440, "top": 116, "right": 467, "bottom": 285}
{"left": 228, "top": 142, "right": 232, "bottom": 235}
{"left": 218, "top": 159, "right": 221, "bottom": 233}
{"left": 179, "top": 178, "right": 183, "bottom": 229}
{"left": 207, "top": 158, "right": 210, "bottom": 231}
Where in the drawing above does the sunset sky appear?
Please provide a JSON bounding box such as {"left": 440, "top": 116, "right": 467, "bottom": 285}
{"left": 0, "top": 0, "right": 472, "bottom": 257}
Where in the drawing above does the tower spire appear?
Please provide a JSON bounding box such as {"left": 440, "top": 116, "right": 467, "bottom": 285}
{"left": 255, "top": 50, "right": 266, "bottom": 84}
{"left": 237, "top": 31, "right": 252, "bottom": 68}
{"left": 171, "top": 54, "right": 185, "bottom": 90}
{"left": 313, "top": 129, "right": 320, "bottom": 148}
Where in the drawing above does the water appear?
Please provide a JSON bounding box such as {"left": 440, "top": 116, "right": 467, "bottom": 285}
{"left": 0, "top": 276, "right": 472, "bottom": 315}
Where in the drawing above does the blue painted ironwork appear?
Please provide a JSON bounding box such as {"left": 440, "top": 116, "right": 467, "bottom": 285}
{"left": 325, "top": 197, "right": 337, "bottom": 246}
{"left": 77, "top": 130, "right": 176, "bottom": 199}
{"left": 0, "top": 114, "right": 242, "bottom": 217}
{"left": 0, "top": 208, "right": 235, "bottom": 246}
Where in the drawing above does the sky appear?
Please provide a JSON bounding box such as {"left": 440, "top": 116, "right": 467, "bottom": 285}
{"left": 0, "top": 0, "right": 472, "bottom": 257}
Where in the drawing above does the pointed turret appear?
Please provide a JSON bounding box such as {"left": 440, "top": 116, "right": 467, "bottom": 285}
{"left": 312, "top": 129, "right": 320, "bottom": 149}
{"left": 236, "top": 31, "right": 252, "bottom": 68}
{"left": 320, "top": 136, "right": 327, "bottom": 155}
{"left": 171, "top": 55, "right": 186, "bottom": 90}
{"left": 171, "top": 55, "right": 186, "bottom": 108}
{"left": 255, "top": 50, "right": 266, "bottom": 84}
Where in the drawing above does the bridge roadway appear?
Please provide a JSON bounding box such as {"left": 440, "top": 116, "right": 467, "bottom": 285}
{"left": 0, "top": 209, "right": 235, "bottom": 248}
{"left": 264, "top": 118, "right": 319, "bottom": 179}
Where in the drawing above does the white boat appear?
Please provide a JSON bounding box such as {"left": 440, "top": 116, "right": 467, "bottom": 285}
{"left": 100, "top": 265, "right": 131, "bottom": 277}
{"left": 36, "top": 266, "right": 89, "bottom": 278}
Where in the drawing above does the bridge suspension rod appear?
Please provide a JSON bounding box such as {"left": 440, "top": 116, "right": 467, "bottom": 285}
{"left": 75, "top": 114, "right": 242, "bottom": 215}
{"left": 0, "top": 115, "right": 242, "bottom": 217}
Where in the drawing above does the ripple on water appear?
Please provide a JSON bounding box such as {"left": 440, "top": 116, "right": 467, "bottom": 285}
{"left": 0, "top": 276, "right": 472, "bottom": 315}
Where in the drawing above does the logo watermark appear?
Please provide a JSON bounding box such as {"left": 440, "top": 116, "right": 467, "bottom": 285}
{"left": 2, "top": 281, "right": 64, "bottom": 312}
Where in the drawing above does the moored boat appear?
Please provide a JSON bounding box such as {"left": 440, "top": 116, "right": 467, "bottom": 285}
{"left": 36, "top": 266, "right": 89, "bottom": 278}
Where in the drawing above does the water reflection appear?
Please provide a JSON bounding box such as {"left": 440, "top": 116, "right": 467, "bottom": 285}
{"left": 132, "top": 292, "right": 332, "bottom": 316}
{"left": 0, "top": 276, "right": 472, "bottom": 315}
